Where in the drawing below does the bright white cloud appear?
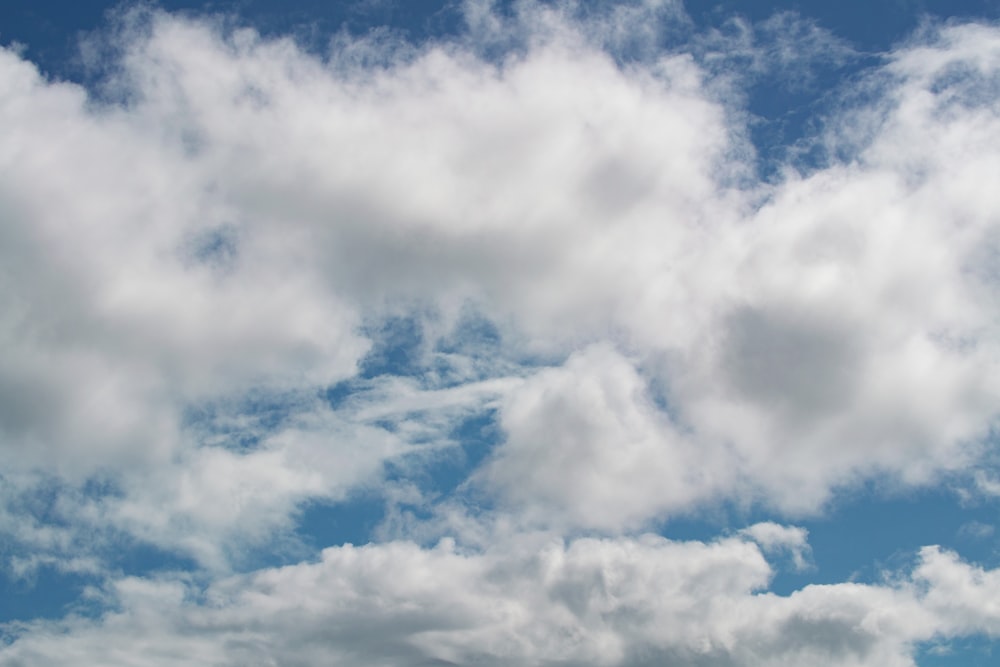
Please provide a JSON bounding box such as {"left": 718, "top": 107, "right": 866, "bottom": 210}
{"left": 481, "top": 344, "right": 730, "bottom": 530}
{"left": 4, "top": 534, "right": 1000, "bottom": 666}
{"left": 738, "top": 521, "right": 812, "bottom": 571}
{"left": 2, "top": 3, "right": 1000, "bottom": 664}
{"left": 3, "top": 0, "right": 1000, "bottom": 526}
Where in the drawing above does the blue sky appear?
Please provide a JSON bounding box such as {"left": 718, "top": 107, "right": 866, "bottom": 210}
{"left": 2, "top": 1, "right": 1000, "bottom": 665}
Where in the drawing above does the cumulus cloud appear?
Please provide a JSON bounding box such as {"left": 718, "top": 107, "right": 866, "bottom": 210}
{"left": 2, "top": 1, "right": 1000, "bottom": 663}
{"left": 481, "top": 344, "right": 730, "bottom": 530}
{"left": 1, "top": 0, "right": 738, "bottom": 560}
{"left": 3, "top": 535, "right": 1000, "bottom": 667}
{"left": 472, "top": 20, "right": 1000, "bottom": 524}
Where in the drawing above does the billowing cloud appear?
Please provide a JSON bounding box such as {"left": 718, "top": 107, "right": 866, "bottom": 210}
{"left": 2, "top": 1, "right": 1000, "bottom": 664}
{"left": 3, "top": 534, "right": 1000, "bottom": 666}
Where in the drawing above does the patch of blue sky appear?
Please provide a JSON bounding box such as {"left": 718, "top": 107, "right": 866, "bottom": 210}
{"left": 804, "top": 485, "right": 1000, "bottom": 585}
{"left": 307, "top": 312, "right": 519, "bottom": 543}
{"left": 1, "top": 0, "right": 464, "bottom": 86}
{"left": 391, "top": 407, "right": 502, "bottom": 497}
{"left": 434, "top": 308, "right": 502, "bottom": 357}
{"left": 0, "top": 569, "right": 97, "bottom": 625}
{"left": 293, "top": 406, "right": 503, "bottom": 550}
{"left": 439, "top": 408, "right": 503, "bottom": 491}
{"left": 358, "top": 313, "right": 427, "bottom": 380}
{"left": 685, "top": 0, "right": 1000, "bottom": 51}
{"left": 686, "top": 2, "right": 1000, "bottom": 183}
{"left": 352, "top": 305, "right": 535, "bottom": 390}
{"left": 654, "top": 479, "right": 1000, "bottom": 598}
{"left": 296, "top": 491, "right": 387, "bottom": 551}
{"left": 919, "top": 635, "right": 997, "bottom": 667}
{"left": 182, "top": 387, "right": 312, "bottom": 451}
{"left": 327, "top": 309, "right": 522, "bottom": 503}
{"left": 0, "top": 476, "right": 197, "bottom": 624}
{"left": 0, "top": 498, "right": 99, "bottom": 625}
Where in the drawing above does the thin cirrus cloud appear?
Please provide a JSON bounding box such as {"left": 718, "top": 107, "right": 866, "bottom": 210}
{"left": 2, "top": 0, "right": 1000, "bottom": 665}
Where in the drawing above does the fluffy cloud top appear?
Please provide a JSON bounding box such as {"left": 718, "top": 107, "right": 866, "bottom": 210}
{"left": 2, "top": 2, "right": 1000, "bottom": 665}
{"left": 5, "top": 535, "right": 1000, "bottom": 667}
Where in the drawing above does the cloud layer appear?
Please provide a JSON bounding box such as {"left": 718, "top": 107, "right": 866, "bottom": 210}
{"left": 5, "top": 536, "right": 1000, "bottom": 667}
{"left": 2, "top": 2, "right": 1000, "bottom": 664}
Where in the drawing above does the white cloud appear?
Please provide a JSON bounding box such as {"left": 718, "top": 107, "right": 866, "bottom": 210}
{"left": 3, "top": 535, "right": 1000, "bottom": 666}
{"left": 3, "top": 0, "right": 1000, "bottom": 543}
{"left": 2, "top": 4, "right": 1000, "bottom": 662}
{"left": 0, "top": 3, "right": 737, "bottom": 558}
{"left": 0, "top": 36, "right": 369, "bottom": 477}
{"left": 472, "top": 21, "right": 1000, "bottom": 525}
{"left": 481, "top": 344, "right": 729, "bottom": 531}
{"left": 738, "top": 521, "right": 812, "bottom": 571}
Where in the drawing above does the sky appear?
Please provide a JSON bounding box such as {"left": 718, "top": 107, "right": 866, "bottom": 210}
{"left": 2, "top": 0, "right": 1000, "bottom": 665}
